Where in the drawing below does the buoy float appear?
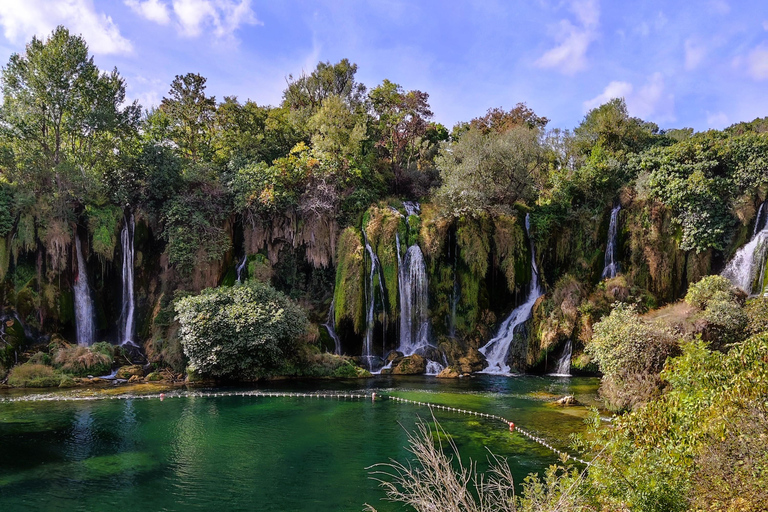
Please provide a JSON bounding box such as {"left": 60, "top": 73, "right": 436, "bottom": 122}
{"left": 509, "top": 422, "right": 515, "bottom": 432}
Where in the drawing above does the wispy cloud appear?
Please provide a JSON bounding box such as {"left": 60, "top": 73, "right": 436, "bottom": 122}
{"left": 125, "top": 0, "right": 171, "bottom": 25}
{"left": 535, "top": 0, "right": 599, "bottom": 75}
{"left": 706, "top": 110, "right": 728, "bottom": 128}
{"left": 0, "top": 0, "right": 132, "bottom": 54}
{"left": 584, "top": 73, "right": 675, "bottom": 123}
{"left": 684, "top": 38, "right": 706, "bottom": 70}
{"left": 743, "top": 43, "right": 768, "bottom": 80}
{"left": 126, "top": 0, "right": 259, "bottom": 39}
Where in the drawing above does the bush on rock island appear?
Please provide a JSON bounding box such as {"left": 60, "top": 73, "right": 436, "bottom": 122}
{"left": 175, "top": 282, "right": 309, "bottom": 380}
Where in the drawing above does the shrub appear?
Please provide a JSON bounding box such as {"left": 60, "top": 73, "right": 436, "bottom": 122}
{"left": 53, "top": 344, "right": 113, "bottom": 377}
{"left": 175, "top": 281, "right": 309, "bottom": 380}
{"left": 685, "top": 275, "right": 738, "bottom": 309}
{"left": 745, "top": 297, "right": 768, "bottom": 335}
{"left": 8, "top": 363, "right": 62, "bottom": 387}
{"left": 27, "top": 351, "right": 51, "bottom": 366}
{"left": 587, "top": 303, "right": 678, "bottom": 410}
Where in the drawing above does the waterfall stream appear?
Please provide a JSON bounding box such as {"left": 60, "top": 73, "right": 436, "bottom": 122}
{"left": 549, "top": 339, "right": 572, "bottom": 377}
{"left": 235, "top": 255, "right": 247, "bottom": 283}
{"left": 120, "top": 213, "right": 137, "bottom": 347}
{"left": 479, "top": 214, "right": 543, "bottom": 374}
{"left": 73, "top": 235, "right": 95, "bottom": 346}
{"left": 324, "top": 299, "right": 342, "bottom": 355}
{"left": 397, "top": 238, "right": 431, "bottom": 356}
{"left": 722, "top": 200, "right": 768, "bottom": 296}
{"left": 602, "top": 205, "right": 621, "bottom": 279}
{"left": 362, "top": 230, "right": 385, "bottom": 370}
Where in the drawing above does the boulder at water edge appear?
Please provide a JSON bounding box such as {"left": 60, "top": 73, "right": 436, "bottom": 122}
{"left": 392, "top": 355, "right": 427, "bottom": 375}
{"left": 436, "top": 366, "right": 461, "bottom": 379}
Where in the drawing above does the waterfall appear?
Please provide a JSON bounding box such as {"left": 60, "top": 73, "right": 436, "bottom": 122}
{"left": 550, "top": 339, "right": 572, "bottom": 377}
{"left": 120, "top": 213, "right": 137, "bottom": 347}
{"left": 722, "top": 200, "right": 768, "bottom": 296}
{"left": 479, "top": 214, "right": 543, "bottom": 375}
{"left": 361, "top": 230, "right": 385, "bottom": 370}
{"left": 324, "top": 299, "right": 342, "bottom": 355}
{"left": 403, "top": 201, "right": 420, "bottom": 217}
{"left": 73, "top": 235, "right": 95, "bottom": 347}
{"left": 602, "top": 205, "right": 621, "bottom": 279}
{"left": 236, "top": 255, "right": 247, "bottom": 283}
{"left": 425, "top": 359, "right": 445, "bottom": 376}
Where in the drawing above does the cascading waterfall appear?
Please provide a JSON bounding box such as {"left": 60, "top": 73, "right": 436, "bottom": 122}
{"left": 479, "top": 214, "right": 543, "bottom": 374}
{"left": 722, "top": 200, "right": 768, "bottom": 296}
{"left": 324, "top": 299, "right": 342, "bottom": 355}
{"left": 550, "top": 339, "right": 573, "bottom": 377}
{"left": 425, "top": 359, "right": 445, "bottom": 375}
{"left": 73, "top": 235, "right": 95, "bottom": 347}
{"left": 236, "top": 255, "right": 247, "bottom": 283}
{"left": 397, "top": 238, "right": 431, "bottom": 356}
{"left": 120, "top": 213, "right": 136, "bottom": 347}
{"left": 602, "top": 205, "right": 621, "bottom": 279}
{"left": 362, "top": 230, "right": 385, "bottom": 370}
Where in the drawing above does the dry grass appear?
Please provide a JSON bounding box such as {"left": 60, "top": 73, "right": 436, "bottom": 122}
{"left": 54, "top": 344, "right": 112, "bottom": 377}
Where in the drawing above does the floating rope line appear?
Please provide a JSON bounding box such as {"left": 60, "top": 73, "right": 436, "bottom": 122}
{"left": 387, "top": 395, "right": 590, "bottom": 465}
{"left": 0, "top": 389, "right": 589, "bottom": 464}
{"left": 0, "top": 390, "right": 372, "bottom": 403}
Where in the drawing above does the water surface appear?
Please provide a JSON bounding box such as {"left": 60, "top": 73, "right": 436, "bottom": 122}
{"left": 0, "top": 375, "right": 599, "bottom": 511}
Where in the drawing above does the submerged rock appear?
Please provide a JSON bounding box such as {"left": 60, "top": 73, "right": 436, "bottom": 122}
{"left": 553, "top": 395, "right": 579, "bottom": 406}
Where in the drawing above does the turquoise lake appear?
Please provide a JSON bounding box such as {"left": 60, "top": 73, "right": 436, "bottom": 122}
{"left": 0, "top": 375, "right": 599, "bottom": 511}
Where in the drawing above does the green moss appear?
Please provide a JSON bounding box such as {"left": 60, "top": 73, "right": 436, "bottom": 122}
{"left": 406, "top": 214, "right": 421, "bottom": 247}
{"left": 334, "top": 227, "right": 365, "bottom": 333}
{"left": 12, "top": 214, "right": 36, "bottom": 259}
{"left": 493, "top": 214, "right": 525, "bottom": 292}
{"left": 0, "top": 236, "right": 10, "bottom": 280}
{"left": 86, "top": 205, "right": 123, "bottom": 262}
{"left": 457, "top": 215, "right": 490, "bottom": 277}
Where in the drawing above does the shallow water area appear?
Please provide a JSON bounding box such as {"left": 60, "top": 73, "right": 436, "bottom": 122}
{"left": 0, "top": 375, "right": 599, "bottom": 511}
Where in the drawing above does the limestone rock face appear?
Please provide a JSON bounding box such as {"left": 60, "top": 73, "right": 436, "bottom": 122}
{"left": 392, "top": 355, "right": 426, "bottom": 375}
{"left": 458, "top": 348, "right": 485, "bottom": 374}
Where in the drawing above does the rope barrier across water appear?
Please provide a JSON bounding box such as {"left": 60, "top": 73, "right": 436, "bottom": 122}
{"left": 0, "top": 390, "right": 590, "bottom": 464}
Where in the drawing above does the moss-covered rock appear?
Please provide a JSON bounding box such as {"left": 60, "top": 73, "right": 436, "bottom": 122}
{"left": 392, "top": 354, "right": 427, "bottom": 375}
{"left": 116, "top": 365, "right": 144, "bottom": 379}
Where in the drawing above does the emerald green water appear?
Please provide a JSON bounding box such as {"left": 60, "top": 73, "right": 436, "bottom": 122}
{"left": 0, "top": 375, "right": 599, "bottom": 511}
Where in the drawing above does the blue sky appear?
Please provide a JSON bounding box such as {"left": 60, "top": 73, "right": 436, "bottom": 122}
{"left": 0, "top": 0, "right": 767, "bottom": 131}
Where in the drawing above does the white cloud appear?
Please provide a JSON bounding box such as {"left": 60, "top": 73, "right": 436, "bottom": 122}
{"left": 583, "top": 80, "right": 633, "bottom": 111}
{"left": 706, "top": 111, "right": 729, "bottom": 128}
{"left": 535, "top": 0, "right": 599, "bottom": 75}
{"left": 763, "top": 20, "right": 768, "bottom": 31}
{"left": 125, "top": 0, "right": 258, "bottom": 39}
{"left": 745, "top": 43, "right": 768, "bottom": 80}
{"left": 0, "top": 0, "right": 132, "bottom": 54}
{"left": 684, "top": 38, "right": 706, "bottom": 70}
{"left": 584, "top": 73, "right": 675, "bottom": 122}
{"left": 125, "top": 0, "right": 170, "bottom": 25}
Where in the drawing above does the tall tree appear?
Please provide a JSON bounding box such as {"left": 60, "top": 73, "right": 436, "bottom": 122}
{"left": 283, "top": 59, "right": 366, "bottom": 113}
{"left": 369, "top": 79, "right": 433, "bottom": 191}
{"left": 0, "top": 26, "right": 140, "bottom": 213}
{"left": 159, "top": 73, "right": 216, "bottom": 163}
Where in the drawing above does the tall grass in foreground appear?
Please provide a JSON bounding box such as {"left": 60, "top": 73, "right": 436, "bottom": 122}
{"left": 365, "top": 417, "right": 594, "bottom": 512}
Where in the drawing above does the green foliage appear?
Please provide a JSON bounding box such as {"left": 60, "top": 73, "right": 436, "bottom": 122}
{"left": 457, "top": 215, "right": 490, "bottom": 277}
{"left": 588, "top": 303, "right": 678, "bottom": 411}
{"left": 8, "top": 363, "right": 63, "bottom": 387}
{"left": 684, "top": 275, "right": 737, "bottom": 309}
{"left": 175, "top": 281, "right": 309, "bottom": 380}
{"left": 0, "top": 185, "right": 15, "bottom": 237}
{"left": 159, "top": 73, "right": 216, "bottom": 162}
{"left": 579, "top": 333, "right": 768, "bottom": 511}
{"left": 436, "top": 125, "right": 545, "bottom": 216}
{"left": 163, "top": 187, "right": 229, "bottom": 275}
{"left": 86, "top": 205, "right": 123, "bottom": 261}
{"left": 745, "top": 297, "right": 768, "bottom": 335}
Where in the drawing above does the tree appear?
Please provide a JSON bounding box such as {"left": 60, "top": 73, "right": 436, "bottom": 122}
{"left": 283, "top": 59, "right": 366, "bottom": 113}
{"left": 159, "top": 73, "right": 216, "bottom": 163}
{"left": 571, "top": 98, "right": 659, "bottom": 158}
{"left": 467, "top": 104, "right": 549, "bottom": 134}
{"left": 435, "top": 125, "right": 546, "bottom": 216}
{"left": 369, "top": 79, "right": 433, "bottom": 191}
{"left": 0, "top": 26, "right": 140, "bottom": 214}
{"left": 175, "top": 281, "right": 309, "bottom": 380}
